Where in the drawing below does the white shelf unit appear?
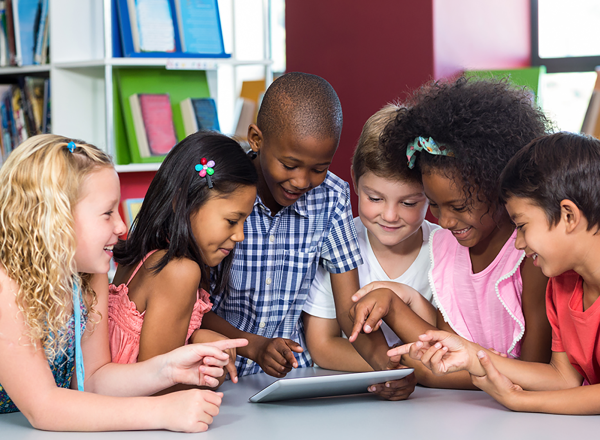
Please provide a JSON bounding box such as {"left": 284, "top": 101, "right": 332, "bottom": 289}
{"left": 0, "top": 0, "right": 272, "bottom": 172}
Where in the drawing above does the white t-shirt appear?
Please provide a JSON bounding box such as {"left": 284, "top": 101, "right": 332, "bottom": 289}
{"left": 303, "top": 217, "right": 439, "bottom": 347}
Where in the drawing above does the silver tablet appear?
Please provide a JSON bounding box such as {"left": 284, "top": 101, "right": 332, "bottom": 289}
{"left": 249, "top": 368, "right": 414, "bottom": 403}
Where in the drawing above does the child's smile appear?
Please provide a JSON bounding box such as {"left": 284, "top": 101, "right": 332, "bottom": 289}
{"left": 249, "top": 126, "right": 337, "bottom": 215}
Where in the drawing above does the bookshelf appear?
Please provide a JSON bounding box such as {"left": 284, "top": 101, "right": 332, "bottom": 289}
{"left": 0, "top": 0, "right": 273, "bottom": 172}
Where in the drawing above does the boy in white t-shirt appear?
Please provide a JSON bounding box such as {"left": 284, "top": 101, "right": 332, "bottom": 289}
{"left": 302, "top": 103, "right": 439, "bottom": 372}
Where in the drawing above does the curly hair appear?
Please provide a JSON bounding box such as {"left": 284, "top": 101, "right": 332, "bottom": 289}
{"left": 381, "top": 76, "right": 553, "bottom": 209}
{"left": 0, "top": 134, "right": 112, "bottom": 361}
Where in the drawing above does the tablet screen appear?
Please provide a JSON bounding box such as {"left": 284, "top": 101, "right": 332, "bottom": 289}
{"left": 249, "top": 368, "right": 414, "bottom": 403}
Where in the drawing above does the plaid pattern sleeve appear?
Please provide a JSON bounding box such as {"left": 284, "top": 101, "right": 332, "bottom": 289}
{"left": 210, "top": 172, "right": 363, "bottom": 376}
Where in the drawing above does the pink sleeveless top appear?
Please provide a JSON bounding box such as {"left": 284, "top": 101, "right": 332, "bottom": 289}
{"left": 108, "top": 251, "right": 212, "bottom": 364}
{"left": 429, "top": 229, "right": 526, "bottom": 358}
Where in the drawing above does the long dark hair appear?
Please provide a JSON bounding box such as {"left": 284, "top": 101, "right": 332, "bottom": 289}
{"left": 113, "top": 131, "right": 258, "bottom": 294}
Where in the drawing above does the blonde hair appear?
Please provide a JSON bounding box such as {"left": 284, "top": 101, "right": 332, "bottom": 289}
{"left": 0, "top": 134, "right": 113, "bottom": 360}
{"left": 352, "top": 102, "right": 421, "bottom": 184}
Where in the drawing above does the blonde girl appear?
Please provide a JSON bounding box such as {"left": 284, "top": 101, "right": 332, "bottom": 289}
{"left": 0, "top": 134, "right": 245, "bottom": 432}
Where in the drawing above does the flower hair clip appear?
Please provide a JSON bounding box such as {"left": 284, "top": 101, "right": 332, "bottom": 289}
{"left": 67, "top": 141, "right": 76, "bottom": 153}
{"left": 195, "top": 158, "right": 215, "bottom": 188}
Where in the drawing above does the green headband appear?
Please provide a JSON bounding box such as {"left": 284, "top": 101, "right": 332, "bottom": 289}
{"left": 406, "top": 136, "right": 455, "bottom": 169}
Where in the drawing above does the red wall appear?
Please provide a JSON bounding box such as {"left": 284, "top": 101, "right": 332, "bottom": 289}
{"left": 286, "top": 1, "right": 435, "bottom": 210}
{"left": 286, "top": 0, "right": 530, "bottom": 216}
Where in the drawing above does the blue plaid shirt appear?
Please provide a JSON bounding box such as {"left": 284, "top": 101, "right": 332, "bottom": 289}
{"left": 211, "top": 171, "right": 362, "bottom": 376}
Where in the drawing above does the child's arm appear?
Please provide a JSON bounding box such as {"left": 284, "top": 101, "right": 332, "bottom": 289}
{"left": 518, "top": 258, "right": 552, "bottom": 362}
{"left": 472, "top": 351, "right": 600, "bottom": 414}
{"left": 0, "top": 270, "right": 240, "bottom": 432}
{"left": 302, "top": 312, "right": 372, "bottom": 372}
{"left": 200, "top": 311, "right": 304, "bottom": 378}
{"left": 125, "top": 257, "right": 238, "bottom": 387}
{"left": 80, "top": 274, "right": 245, "bottom": 394}
{"left": 393, "top": 330, "right": 582, "bottom": 390}
{"left": 330, "top": 270, "right": 395, "bottom": 370}
{"left": 351, "top": 281, "right": 437, "bottom": 327}
{"left": 350, "top": 290, "right": 477, "bottom": 389}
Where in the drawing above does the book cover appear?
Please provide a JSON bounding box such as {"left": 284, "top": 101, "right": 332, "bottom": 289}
{"left": 129, "top": 93, "right": 177, "bottom": 158}
{"left": 128, "top": 0, "right": 175, "bottom": 53}
{"left": 174, "top": 0, "right": 226, "bottom": 55}
{"left": 232, "top": 97, "right": 256, "bottom": 140}
{"left": 122, "top": 197, "right": 144, "bottom": 230}
{"left": 180, "top": 97, "right": 220, "bottom": 136}
{"left": 13, "top": 0, "right": 40, "bottom": 66}
{"left": 32, "top": 0, "right": 45, "bottom": 64}
{"left": 24, "top": 76, "right": 43, "bottom": 133}
{"left": 5, "top": 0, "right": 15, "bottom": 65}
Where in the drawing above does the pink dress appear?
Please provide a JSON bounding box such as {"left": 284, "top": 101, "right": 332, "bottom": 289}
{"left": 108, "top": 252, "right": 213, "bottom": 364}
{"left": 429, "top": 229, "right": 526, "bottom": 358}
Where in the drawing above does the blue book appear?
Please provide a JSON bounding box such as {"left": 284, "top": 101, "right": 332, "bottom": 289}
{"left": 180, "top": 97, "right": 220, "bottom": 136}
{"left": 32, "top": 0, "right": 47, "bottom": 64}
{"left": 174, "top": 0, "right": 226, "bottom": 55}
{"left": 13, "top": 0, "right": 40, "bottom": 66}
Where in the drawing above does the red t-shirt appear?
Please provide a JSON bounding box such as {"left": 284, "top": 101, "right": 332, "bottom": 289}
{"left": 546, "top": 270, "right": 600, "bottom": 385}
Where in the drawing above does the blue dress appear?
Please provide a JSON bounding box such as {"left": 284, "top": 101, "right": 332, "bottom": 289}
{"left": 0, "top": 299, "right": 87, "bottom": 413}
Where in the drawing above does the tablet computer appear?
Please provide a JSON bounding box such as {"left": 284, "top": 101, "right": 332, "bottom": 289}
{"left": 249, "top": 368, "right": 414, "bottom": 403}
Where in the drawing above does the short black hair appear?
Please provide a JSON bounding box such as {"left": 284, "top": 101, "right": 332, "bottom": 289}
{"left": 381, "top": 76, "right": 552, "bottom": 208}
{"left": 113, "top": 132, "right": 258, "bottom": 294}
{"left": 257, "top": 72, "right": 343, "bottom": 142}
{"left": 500, "top": 132, "right": 600, "bottom": 232}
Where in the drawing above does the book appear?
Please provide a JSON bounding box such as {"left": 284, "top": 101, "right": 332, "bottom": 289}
{"left": 23, "top": 76, "right": 43, "bottom": 133}
{"left": 13, "top": 0, "right": 41, "bottom": 66}
{"left": 0, "top": 2, "right": 8, "bottom": 67}
{"left": 174, "top": 0, "right": 226, "bottom": 56}
{"left": 32, "top": 0, "right": 46, "bottom": 64}
{"left": 122, "top": 197, "right": 144, "bottom": 230}
{"left": 115, "top": 0, "right": 230, "bottom": 59}
{"left": 129, "top": 93, "right": 177, "bottom": 158}
{"left": 5, "top": 0, "right": 15, "bottom": 65}
{"left": 232, "top": 97, "right": 256, "bottom": 140}
{"left": 124, "top": 0, "right": 175, "bottom": 53}
{"left": 180, "top": 97, "right": 220, "bottom": 136}
{"left": 581, "top": 69, "right": 600, "bottom": 138}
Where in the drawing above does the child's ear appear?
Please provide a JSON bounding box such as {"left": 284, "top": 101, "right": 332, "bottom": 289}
{"left": 350, "top": 168, "right": 358, "bottom": 194}
{"left": 560, "top": 199, "right": 583, "bottom": 233}
{"left": 247, "top": 124, "right": 263, "bottom": 153}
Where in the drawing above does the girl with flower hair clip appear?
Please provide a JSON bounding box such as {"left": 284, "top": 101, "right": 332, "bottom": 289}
{"left": 0, "top": 134, "right": 247, "bottom": 432}
{"left": 109, "top": 131, "right": 258, "bottom": 391}
{"left": 349, "top": 77, "right": 554, "bottom": 389}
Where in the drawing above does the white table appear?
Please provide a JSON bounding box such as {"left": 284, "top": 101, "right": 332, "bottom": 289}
{"left": 1, "top": 367, "right": 597, "bottom": 438}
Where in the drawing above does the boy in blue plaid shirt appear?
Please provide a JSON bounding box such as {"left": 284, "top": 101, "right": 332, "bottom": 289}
{"left": 203, "top": 73, "right": 398, "bottom": 387}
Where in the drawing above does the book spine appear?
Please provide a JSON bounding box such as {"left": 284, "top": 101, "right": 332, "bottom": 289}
{"left": 32, "top": 0, "right": 46, "bottom": 64}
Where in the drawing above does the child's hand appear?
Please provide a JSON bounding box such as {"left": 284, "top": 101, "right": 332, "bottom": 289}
{"left": 348, "top": 288, "right": 396, "bottom": 342}
{"left": 387, "top": 330, "right": 483, "bottom": 376}
{"left": 470, "top": 351, "right": 524, "bottom": 411}
{"left": 158, "top": 389, "right": 223, "bottom": 432}
{"left": 255, "top": 337, "right": 304, "bottom": 378}
{"left": 166, "top": 338, "right": 248, "bottom": 388}
{"left": 367, "top": 355, "right": 417, "bottom": 401}
{"left": 190, "top": 330, "right": 241, "bottom": 385}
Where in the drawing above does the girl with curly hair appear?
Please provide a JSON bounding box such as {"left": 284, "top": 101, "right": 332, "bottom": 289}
{"left": 0, "top": 134, "right": 246, "bottom": 432}
{"left": 349, "top": 77, "right": 553, "bottom": 389}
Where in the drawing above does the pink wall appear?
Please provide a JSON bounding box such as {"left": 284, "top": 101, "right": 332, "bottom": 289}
{"left": 433, "top": 0, "right": 531, "bottom": 79}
